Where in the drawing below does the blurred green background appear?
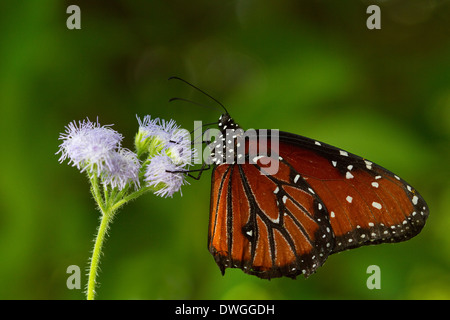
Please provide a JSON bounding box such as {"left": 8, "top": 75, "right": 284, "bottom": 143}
{"left": 0, "top": 0, "right": 449, "bottom": 300}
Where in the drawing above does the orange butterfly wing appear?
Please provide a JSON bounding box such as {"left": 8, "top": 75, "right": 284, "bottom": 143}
{"left": 208, "top": 131, "right": 428, "bottom": 279}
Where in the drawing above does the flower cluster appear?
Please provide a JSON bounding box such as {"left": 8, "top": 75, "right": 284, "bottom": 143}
{"left": 136, "top": 115, "right": 196, "bottom": 197}
{"left": 57, "top": 114, "right": 196, "bottom": 300}
{"left": 57, "top": 116, "right": 195, "bottom": 197}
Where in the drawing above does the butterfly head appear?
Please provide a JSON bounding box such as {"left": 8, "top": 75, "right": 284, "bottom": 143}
{"left": 218, "top": 113, "right": 240, "bottom": 134}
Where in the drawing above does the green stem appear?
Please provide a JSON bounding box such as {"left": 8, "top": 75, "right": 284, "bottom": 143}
{"left": 90, "top": 173, "right": 106, "bottom": 213}
{"left": 103, "top": 185, "right": 110, "bottom": 208}
{"left": 85, "top": 169, "right": 154, "bottom": 299}
{"left": 110, "top": 186, "right": 153, "bottom": 212}
{"left": 87, "top": 209, "right": 114, "bottom": 300}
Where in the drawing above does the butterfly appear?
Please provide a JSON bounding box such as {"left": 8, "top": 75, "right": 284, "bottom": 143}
{"left": 169, "top": 77, "right": 429, "bottom": 279}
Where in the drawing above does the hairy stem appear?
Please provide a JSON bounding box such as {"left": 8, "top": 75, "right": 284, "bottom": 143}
{"left": 86, "top": 209, "right": 114, "bottom": 300}
{"left": 89, "top": 173, "right": 106, "bottom": 213}
{"left": 110, "top": 186, "right": 154, "bottom": 212}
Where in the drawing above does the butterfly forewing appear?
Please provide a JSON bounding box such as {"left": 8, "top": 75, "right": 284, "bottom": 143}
{"left": 278, "top": 131, "right": 429, "bottom": 253}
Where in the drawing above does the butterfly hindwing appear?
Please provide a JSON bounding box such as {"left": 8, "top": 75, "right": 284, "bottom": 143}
{"left": 208, "top": 135, "right": 335, "bottom": 279}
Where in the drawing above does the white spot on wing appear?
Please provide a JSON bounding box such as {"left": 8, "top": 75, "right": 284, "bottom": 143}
{"left": 340, "top": 150, "right": 348, "bottom": 157}
{"left": 372, "top": 202, "right": 382, "bottom": 210}
{"left": 346, "top": 196, "right": 353, "bottom": 203}
{"left": 252, "top": 155, "right": 264, "bottom": 163}
{"left": 270, "top": 216, "right": 280, "bottom": 223}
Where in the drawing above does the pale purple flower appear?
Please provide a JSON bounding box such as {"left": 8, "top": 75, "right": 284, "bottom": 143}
{"left": 144, "top": 154, "right": 189, "bottom": 198}
{"left": 165, "top": 128, "right": 197, "bottom": 166}
{"left": 59, "top": 116, "right": 194, "bottom": 196}
{"left": 158, "top": 118, "right": 179, "bottom": 142}
{"left": 101, "top": 148, "right": 141, "bottom": 190}
{"left": 135, "top": 115, "right": 162, "bottom": 156}
{"left": 136, "top": 115, "right": 196, "bottom": 166}
{"left": 139, "top": 117, "right": 179, "bottom": 146}
{"left": 57, "top": 118, "right": 123, "bottom": 175}
{"left": 57, "top": 118, "right": 142, "bottom": 191}
{"left": 136, "top": 115, "right": 160, "bottom": 141}
{"left": 138, "top": 116, "right": 196, "bottom": 197}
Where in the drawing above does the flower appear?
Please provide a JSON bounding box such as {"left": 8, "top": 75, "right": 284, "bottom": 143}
{"left": 135, "top": 115, "right": 196, "bottom": 166}
{"left": 144, "top": 154, "right": 189, "bottom": 198}
{"left": 57, "top": 118, "right": 123, "bottom": 175}
{"left": 164, "top": 127, "right": 197, "bottom": 166}
{"left": 57, "top": 118, "right": 143, "bottom": 191}
{"left": 135, "top": 115, "right": 161, "bottom": 157}
{"left": 101, "top": 148, "right": 141, "bottom": 190}
{"left": 137, "top": 115, "right": 196, "bottom": 197}
{"left": 58, "top": 115, "right": 194, "bottom": 196}
{"left": 58, "top": 115, "right": 196, "bottom": 300}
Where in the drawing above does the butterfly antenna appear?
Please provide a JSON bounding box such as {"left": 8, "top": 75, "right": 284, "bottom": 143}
{"left": 168, "top": 76, "right": 229, "bottom": 115}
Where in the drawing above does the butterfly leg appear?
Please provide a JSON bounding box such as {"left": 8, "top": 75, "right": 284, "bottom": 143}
{"left": 165, "top": 126, "right": 215, "bottom": 180}
{"left": 166, "top": 163, "right": 211, "bottom": 180}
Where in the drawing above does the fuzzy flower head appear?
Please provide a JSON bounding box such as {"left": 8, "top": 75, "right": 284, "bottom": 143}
{"left": 144, "top": 154, "right": 189, "bottom": 198}
{"left": 57, "top": 118, "right": 142, "bottom": 191}
{"left": 57, "top": 118, "right": 123, "bottom": 175}
{"left": 101, "top": 148, "right": 141, "bottom": 190}
{"left": 58, "top": 116, "right": 194, "bottom": 196}
{"left": 137, "top": 115, "right": 197, "bottom": 198}
{"left": 135, "top": 115, "right": 197, "bottom": 166}
{"left": 135, "top": 115, "right": 161, "bottom": 157}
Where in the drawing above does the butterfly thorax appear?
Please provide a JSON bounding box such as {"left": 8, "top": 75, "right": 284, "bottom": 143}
{"left": 209, "top": 113, "right": 244, "bottom": 165}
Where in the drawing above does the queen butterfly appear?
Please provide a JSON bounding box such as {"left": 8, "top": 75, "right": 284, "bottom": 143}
{"left": 170, "top": 77, "right": 429, "bottom": 280}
